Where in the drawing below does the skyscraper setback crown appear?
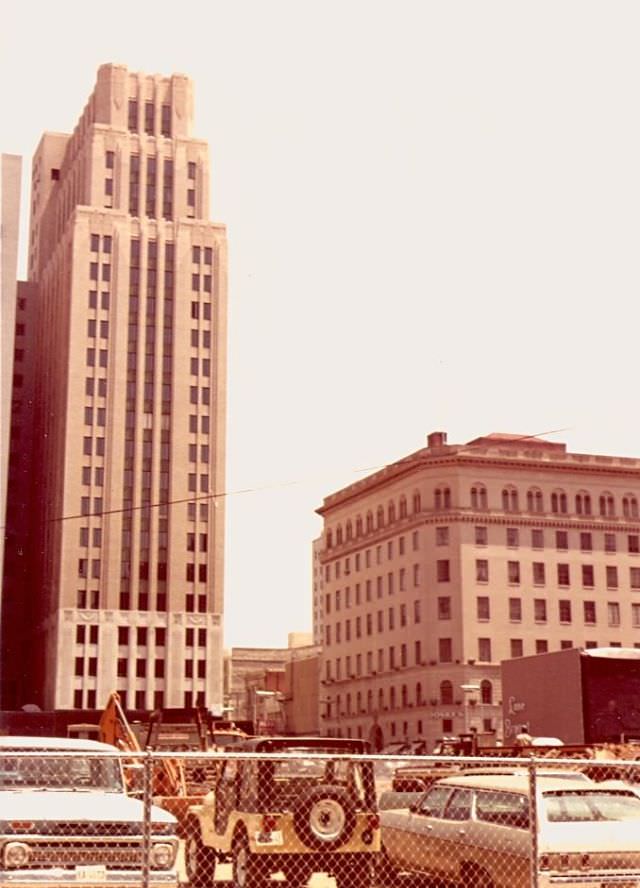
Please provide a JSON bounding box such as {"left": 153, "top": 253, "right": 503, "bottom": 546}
{"left": 2, "top": 64, "right": 228, "bottom": 714}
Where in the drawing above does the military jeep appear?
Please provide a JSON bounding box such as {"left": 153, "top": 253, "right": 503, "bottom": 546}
{"left": 186, "top": 736, "right": 380, "bottom": 887}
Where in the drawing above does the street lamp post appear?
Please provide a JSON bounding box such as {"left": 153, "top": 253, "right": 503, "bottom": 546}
{"left": 460, "top": 683, "right": 481, "bottom": 735}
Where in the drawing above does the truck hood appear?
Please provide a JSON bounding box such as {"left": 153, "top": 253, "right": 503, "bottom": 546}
{"left": 539, "top": 819, "right": 640, "bottom": 852}
{"left": 0, "top": 790, "right": 176, "bottom": 824}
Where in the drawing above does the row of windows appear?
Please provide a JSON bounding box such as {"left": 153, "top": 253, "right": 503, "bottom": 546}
{"left": 479, "top": 596, "right": 639, "bottom": 626}
{"left": 324, "top": 679, "right": 494, "bottom": 718}
{"left": 127, "top": 100, "right": 172, "bottom": 137}
{"left": 326, "top": 488, "right": 640, "bottom": 547}
{"left": 472, "top": 560, "right": 640, "bottom": 589}
{"left": 90, "top": 234, "right": 112, "bottom": 253}
{"left": 324, "top": 527, "right": 640, "bottom": 582}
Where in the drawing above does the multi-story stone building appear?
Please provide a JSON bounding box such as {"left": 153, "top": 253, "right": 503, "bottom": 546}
{"left": 1, "top": 64, "right": 228, "bottom": 712}
{"left": 315, "top": 431, "right": 640, "bottom": 750}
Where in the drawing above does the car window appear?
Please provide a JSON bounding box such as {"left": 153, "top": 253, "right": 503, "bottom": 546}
{"left": 476, "top": 791, "right": 530, "bottom": 829}
{"left": 418, "top": 785, "right": 452, "bottom": 817}
{"left": 443, "top": 788, "right": 473, "bottom": 821}
{"left": 544, "top": 790, "right": 640, "bottom": 823}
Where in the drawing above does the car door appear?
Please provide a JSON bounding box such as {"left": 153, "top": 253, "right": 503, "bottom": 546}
{"left": 437, "top": 787, "right": 474, "bottom": 882}
{"left": 401, "top": 784, "right": 454, "bottom": 879}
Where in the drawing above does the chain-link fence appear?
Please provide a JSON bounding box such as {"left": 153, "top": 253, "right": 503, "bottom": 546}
{"left": 4, "top": 744, "right": 640, "bottom": 887}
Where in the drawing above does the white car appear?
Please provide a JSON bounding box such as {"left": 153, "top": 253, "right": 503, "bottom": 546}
{"left": 380, "top": 772, "right": 640, "bottom": 887}
{"left": 0, "top": 736, "right": 179, "bottom": 887}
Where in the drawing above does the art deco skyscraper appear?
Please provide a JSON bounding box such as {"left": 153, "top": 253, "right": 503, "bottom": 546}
{"left": 2, "top": 64, "right": 227, "bottom": 712}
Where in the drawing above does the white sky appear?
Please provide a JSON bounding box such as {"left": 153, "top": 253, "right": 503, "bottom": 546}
{"left": 3, "top": 1, "right": 640, "bottom": 649}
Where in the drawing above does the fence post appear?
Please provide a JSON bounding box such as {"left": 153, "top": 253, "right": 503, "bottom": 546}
{"left": 142, "top": 751, "right": 152, "bottom": 888}
{"left": 528, "top": 758, "right": 539, "bottom": 888}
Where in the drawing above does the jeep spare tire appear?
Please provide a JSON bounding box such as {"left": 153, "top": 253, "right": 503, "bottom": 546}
{"left": 293, "top": 785, "right": 356, "bottom": 849}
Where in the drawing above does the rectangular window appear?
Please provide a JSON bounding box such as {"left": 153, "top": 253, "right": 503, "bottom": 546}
{"left": 606, "top": 566, "right": 619, "bottom": 589}
{"left": 531, "top": 529, "right": 544, "bottom": 549}
{"left": 161, "top": 104, "right": 171, "bottom": 137}
{"left": 437, "top": 596, "right": 451, "bottom": 620}
{"left": 580, "top": 532, "right": 593, "bottom": 552}
{"left": 509, "top": 598, "right": 522, "bottom": 622}
{"left": 534, "top": 599, "right": 547, "bottom": 622}
{"left": 508, "top": 561, "right": 520, "bottom": 584}
{"left": 536, "top": 639, "right": 549, "bottom": 654}
{"left": 475, "top": 526, "right": 488, "bottom": 546}
{"left": 476, "top": 559, "right": 489, "bottom": 582}
{"left": 478, "top": 637, "right": 492, "bottom": 662}
{"left": 510, "top": 639, "right": 524, "bottom": 658}
{"left": 584, "top": 601, "right": 596, "bottom": 625}
{"left": 559, "top": 600, "right": 572, "bottom": 623}
{"left": 557, "top": 563, "right": 570, "bottom": 586}
{"left": 632, "top": 603, "right": 640, "bottom": 628}
{"left": 476, "top": 596, "right": 490, "bottom": 621}
{"left": 145, "top": 102, "right": 154, "bottom": 134}
{"left": 532, "top": 562, "right": 546, "bottom": 585}
{"left": 436, "top": 526, "right": 449, "bottom": 546}
{"left": 437, "top": 560, "right": 450, "bottom": 582}
{"left": 414, "top": 599, "right": 421, "bottom": 623}
{"left": 128, "top": 99, "right": 138, "bottom": 131}
{"left": 556, "top": 530, "right": 568, "bottom": 551}
{"left": 629, "top": 534, "right": 640, "bottom": 554}
{"left": 438, "top": 638, "right": 452, "bottom": 663}
{"left": 608, "top": 602, "right": 621, "bottom": 627}
{"left": 582, "top": 564, "right": 595, "bottom": 588}
{"left": 631, "top": 567, "right": 640, "bottom": 590}
{"left": 605, "top": 533, "right": 617, "bottom": 553}
{"left": 506, "top": 527, "right": 519, "bottom": 548}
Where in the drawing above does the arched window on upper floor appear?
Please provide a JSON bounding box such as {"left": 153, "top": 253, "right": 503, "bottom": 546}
{"left": 366, "top": 511, "right": 374, "bottom": 533}
{"left": 388, "top": 501, "right": 396, "bottom": 524}
{"left": 435, "top": 486, "right": 451, "bottom": 511}
{"left": 440, "top": 680, "right": 453, "bottom": 705}
{"left": 345, "top": 520, "right": 353, "bottom": 541}
{"left": 355, "top": 515, "right": 363, "bottom": 537}
{"left": 575, "top": 491, "right": 592, "bottom": 516}
{"left": 377, "top": 506, "right": 385, "bottom": 529}
{"left": 599, "top": 493, "right": 615, "bottom": 517}
{"left": 623, "top": 495, "right": 639, "bottom": 519}
{"left": 526, "top": 487, "right": 543, "bottom": 513}
{"left": 336, "top": 524, "right": 343, "bottom": 546}
{"left": 502, "top": 485, "right": 519, "bottom": 512}
{"left": 399, "top": 496, "right": 407, "bottom": 519}
{"left": 551, "top": 489, "right": 567, "bottom": 515}
{"left": 471, "top": 484, "right": 487, "bottom": 510}
{"left": 480, "top": 679, "right": 493, "bottom": 705}
{"left": 413, "top": 491, "right": 422, "bottom": 513}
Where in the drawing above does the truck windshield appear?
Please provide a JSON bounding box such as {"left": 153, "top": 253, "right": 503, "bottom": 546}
{"left": 0, "top": 755, "right": 124, "bottom": 791}
{"left": 543, "top": 790, "right": 640, "bottom": 822}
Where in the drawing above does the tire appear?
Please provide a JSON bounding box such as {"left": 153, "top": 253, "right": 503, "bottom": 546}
{"left": 185, "top": 827, "right": 216, "bottom": 888}
{"left": 232, "top": 835, "right": 265, "bottom": 888}
{"left": 293, "top": 785, "right": 356, "bottom": 850}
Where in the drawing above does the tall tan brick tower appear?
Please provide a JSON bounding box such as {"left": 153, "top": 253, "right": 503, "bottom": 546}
{"left": 3, "top": 64, "right": 227, "bottom": 712}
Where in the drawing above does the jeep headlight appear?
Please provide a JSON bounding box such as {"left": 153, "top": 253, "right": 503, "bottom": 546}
{"left": 151, "top": 842, "right": 175, "bottom": 868}
{"left": 4, "top": 842, "right": 31, "bottom": 868}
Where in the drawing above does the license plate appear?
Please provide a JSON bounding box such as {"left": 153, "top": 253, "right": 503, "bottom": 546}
{"left": 75, "top": 865, "right": 107, "bottom": 882}
{"left": 255, "top": 830, "right": 283, "bottom": 846}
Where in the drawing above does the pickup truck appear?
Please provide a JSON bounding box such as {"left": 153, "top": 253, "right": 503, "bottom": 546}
{"left": 0, "top": 736, "right": 179, "bottom": 887}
